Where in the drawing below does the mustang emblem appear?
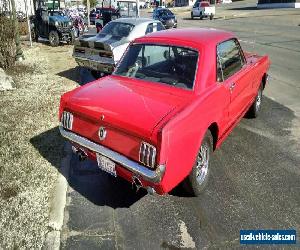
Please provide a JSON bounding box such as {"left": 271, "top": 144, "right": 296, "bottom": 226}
{"left": 98, "top": 126, "right": 107, "bottom": 141}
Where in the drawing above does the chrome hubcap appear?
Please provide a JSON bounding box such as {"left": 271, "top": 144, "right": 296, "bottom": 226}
{"left": 50, "top": 35, "right": 56, "bottom": 43}
{"left": 195, "top": 145, "right": 209, "bottom": 185}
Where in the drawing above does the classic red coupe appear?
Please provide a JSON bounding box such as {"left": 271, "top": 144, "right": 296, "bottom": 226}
{"left": 59, "top": 28, "right": 270, "bottom": 196}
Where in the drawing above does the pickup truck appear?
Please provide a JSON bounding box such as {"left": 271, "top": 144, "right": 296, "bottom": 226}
{"left": 60, "top": 28, "right": 270, "bottom": 196}
{"left": 191, "top": 1, "right": 215, "bottom": 20}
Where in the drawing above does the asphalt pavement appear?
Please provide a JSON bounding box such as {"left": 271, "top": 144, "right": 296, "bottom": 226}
{"left": 60, "top": 2, "right": 300, "bottom": 249}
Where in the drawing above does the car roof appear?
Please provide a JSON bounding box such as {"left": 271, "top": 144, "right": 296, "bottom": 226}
{"left": 111, "top": 18, "right": 160, "bottom": 25}
{"left": 135, "top": 28, "right": 235, "bottom": 49}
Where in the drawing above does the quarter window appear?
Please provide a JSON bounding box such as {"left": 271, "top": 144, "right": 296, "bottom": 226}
{"left": 157, "top": 22, "right": 164, "bottom": 31}
{"left": 145, "top": 23, "right": 153, "bottom": 34}
{"left": 217, "top": 39, "right": 245, "bottom": 81}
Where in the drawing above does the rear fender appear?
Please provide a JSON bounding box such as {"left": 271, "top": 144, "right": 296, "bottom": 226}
{"left": 157, "top": 96, "right": 220, "bottom": 193}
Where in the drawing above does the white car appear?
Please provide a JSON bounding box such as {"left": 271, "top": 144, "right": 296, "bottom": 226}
{"left": 73, "top": 18, "right": 165, "bottom": 76}
{"left": 191, "top": 1, "right": 215, "bottom": 20}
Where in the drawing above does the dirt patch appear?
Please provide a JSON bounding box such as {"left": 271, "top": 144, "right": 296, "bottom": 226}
{"left": 0, "top": 42, "right": 77, "bottom": 248}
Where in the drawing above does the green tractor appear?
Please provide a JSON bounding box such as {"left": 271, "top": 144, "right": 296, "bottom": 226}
{"left": 31, "top": 0, "right": 74, "bottom": 46}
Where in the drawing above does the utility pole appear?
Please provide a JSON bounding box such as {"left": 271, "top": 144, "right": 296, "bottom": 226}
{"left": 24, "top": 0, "right": 32, "bottom": 47}
{"left": 87, "top": 0, "right": 90, "bottom": 27}
{"left": 10, "top": 0, "right": 24, "bottom": 61}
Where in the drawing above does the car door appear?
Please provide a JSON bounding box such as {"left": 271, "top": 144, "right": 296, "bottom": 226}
{"left": 193, "top": 2, "right": 200, "bottom": 16}
{"left": 217, "top": 39, "right": 251, "bottom": 124}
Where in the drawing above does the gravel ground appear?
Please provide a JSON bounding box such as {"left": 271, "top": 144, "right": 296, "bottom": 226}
{"left": 0, "top": 43, "right": 77, "bottom": 248}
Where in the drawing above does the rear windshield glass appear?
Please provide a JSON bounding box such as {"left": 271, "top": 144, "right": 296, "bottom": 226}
{"left": 98, "top": 22, "right": 134, "bottom": 38}
{"left": 114, "top": 44, "right": 198, "bottom": 90}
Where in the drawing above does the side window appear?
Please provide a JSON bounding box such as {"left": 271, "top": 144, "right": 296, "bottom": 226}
{"left": 145, "top": 23, "right": 153, "bottom": 34}
{"left": 217, "top": 39, "right": 245, "bottom": 82}
{"left": 157, "top": 22, "right": 164, "bottom": 31}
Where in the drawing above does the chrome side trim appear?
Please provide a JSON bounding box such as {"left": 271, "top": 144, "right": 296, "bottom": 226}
{"left": 59, "top": 126, "right": 165, "bottom": 183}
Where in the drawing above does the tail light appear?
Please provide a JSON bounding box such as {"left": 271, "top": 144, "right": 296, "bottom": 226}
{"left": 139, "top": 142, "right": 156, "bottom": 169}
{"left": 61, "top": 111, "right": 73, "bottom": 130}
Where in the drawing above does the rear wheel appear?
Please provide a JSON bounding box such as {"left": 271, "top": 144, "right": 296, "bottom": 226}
{"left": 184, "top": 131, "right": 213, "bottom": 196}
{"left": 247, "top": 83, "right": 263, "bottom": 118}
{"left": 200, "top": 15, "right": 203, "bottom": 20}
{"left": 191, "top": 12, "right": 194, "bottom": 19}
{"left": 31, "top": 28, "right": 38, "bottom": 42}
{"left": 210, "top": 14, "right": 214, "bottom": 20}
{"left": 49, "top": 31, "right": 59, "bottom": 47}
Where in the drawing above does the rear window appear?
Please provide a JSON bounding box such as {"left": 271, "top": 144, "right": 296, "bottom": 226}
{"left": 99, "top": 22, "right": 134, "bottom": 38}
{"left": 200, "top": 2, "right": 210, "bottom": 7}
{"left": 114, "top": 44, "right": 199, "bottom": 90}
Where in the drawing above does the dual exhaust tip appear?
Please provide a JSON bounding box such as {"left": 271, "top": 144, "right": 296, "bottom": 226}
{"left": 72, "top": 146, "right": 156, "bottom": 195}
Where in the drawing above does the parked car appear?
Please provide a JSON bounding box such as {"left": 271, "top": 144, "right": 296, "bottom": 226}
{"left": 60, "top": 28, "right": 270, "bottom": 196}
{"left": 153, "top": 8, "right": 177, "bottom": 29}
{"left": 191, "top": 1, "right": 215, "bottom": 20}
{"left": 89, "top": 7, "right": 117, "bottom": 25}
{"left": 73, "top": 18, "right": 165, "bottom": 77}
{"left": 31, "top": 8, "right": 74, "bottom": 46}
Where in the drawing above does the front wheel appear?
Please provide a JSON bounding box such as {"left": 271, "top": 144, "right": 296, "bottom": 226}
{"left": 184, "top": 131, "right": 213, "bottom": 196}
{"left": 246, "top": 83, "right": 263, "bottom": 118}
{"left": 191, "top": 12, "right": 194, "bottom": 19}
{"left": 210, "top": 14, "right": 214, "bottom": 20}
{"left": 49, "top": 30, "right": 60, "bottom": 47}
{"left": 68, "top": 32, "right": 75, "bottom": 45}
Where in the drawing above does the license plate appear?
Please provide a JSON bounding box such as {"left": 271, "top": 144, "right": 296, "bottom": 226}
{"left": 96, "top": 153, "right": 116, "bottom": 177}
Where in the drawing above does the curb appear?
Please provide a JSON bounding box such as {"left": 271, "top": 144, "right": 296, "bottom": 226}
{"left": 43, "top": 143, "right": 72, "bottom": 250}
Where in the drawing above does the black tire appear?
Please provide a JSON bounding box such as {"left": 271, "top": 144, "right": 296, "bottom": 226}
{"left": 31, "top": 29, "right": 38, "bottom": 42}
{"left": 67, "top": 32, "right": 75, "bottom": 45}
{"left": 49, "top": 30, "right": 60, "bottom": 47}
{"left": 191, "top": 12, "right": 194, "bottom": 19}
{"left": 210, "top": 14, "right": 213, "bottom": 20}
{"left": 247, "top": 83, "right": 263, "bottom": 118}
{"left": 184, "top": 131, "right": 213, "bottom": 196}
{"left": 200, "top": 15, "right": 203, "bottom": 20}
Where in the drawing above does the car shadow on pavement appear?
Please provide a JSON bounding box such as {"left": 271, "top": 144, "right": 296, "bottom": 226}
{"left": 57, "top": 66, "right": 96, "bottom": 86}
{"left": 68, "top": 154, "right": 147, "bottom": 208}
{"left": 30, "top": 126, "right": 65, "bottom": 172}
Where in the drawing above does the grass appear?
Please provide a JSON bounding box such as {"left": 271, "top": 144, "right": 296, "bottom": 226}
{"left": 0, "top": 43, "right": 77, "bottom": 248}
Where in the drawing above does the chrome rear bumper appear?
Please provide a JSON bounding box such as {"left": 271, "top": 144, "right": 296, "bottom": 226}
{"left": 73, "top": 55, "right": 114, "bottom": 73}
{"left": 59, "top": 126, "right": 165, "bottom": 183}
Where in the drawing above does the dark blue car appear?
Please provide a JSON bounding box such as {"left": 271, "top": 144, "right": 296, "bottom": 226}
{"left": 152, "top": 8, "right": 177, "bottom": 29}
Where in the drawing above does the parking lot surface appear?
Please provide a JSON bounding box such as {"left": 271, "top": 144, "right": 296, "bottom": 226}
{"left": 60, "top": 1, "right": 300, "bottom": 249}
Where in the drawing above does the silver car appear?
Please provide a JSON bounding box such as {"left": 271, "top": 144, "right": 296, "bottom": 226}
{"left": 73, "top": 18, "right": 165, "bottom": 75}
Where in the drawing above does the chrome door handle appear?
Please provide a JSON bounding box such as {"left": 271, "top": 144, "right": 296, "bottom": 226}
{"left": 230, "top": 82, "right": 236, "bottom": 91}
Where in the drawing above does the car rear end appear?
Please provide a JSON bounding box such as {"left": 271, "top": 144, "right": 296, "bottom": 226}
{"left": 73, "top": 40, "right": 115, "bottom": 74}
{"left": 62, "top": 36, "right": 200, "bottom": 194}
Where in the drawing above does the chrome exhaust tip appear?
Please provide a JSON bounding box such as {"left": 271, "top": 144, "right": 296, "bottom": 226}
{"left": 132, "top": 176, "right": 143, "bottom": 192}
{"left": 146, "top": 186, "right": 156, "bottom": 195}
{"left": 72, "top": 146, "right": 87, "bottom": 161}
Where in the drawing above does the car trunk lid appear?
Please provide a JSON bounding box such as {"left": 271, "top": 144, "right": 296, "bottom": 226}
{"left": 67, "top": 75, "right": 191, "bottom": 140}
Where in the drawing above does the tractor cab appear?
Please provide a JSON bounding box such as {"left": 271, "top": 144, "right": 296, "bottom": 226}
{"left": 31, "top": 0, "right": 74, "bottom": 46}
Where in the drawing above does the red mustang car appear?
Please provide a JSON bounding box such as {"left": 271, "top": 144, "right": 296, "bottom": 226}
{"left": 59, "top": 28, "right": 270, "bottom": 196}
